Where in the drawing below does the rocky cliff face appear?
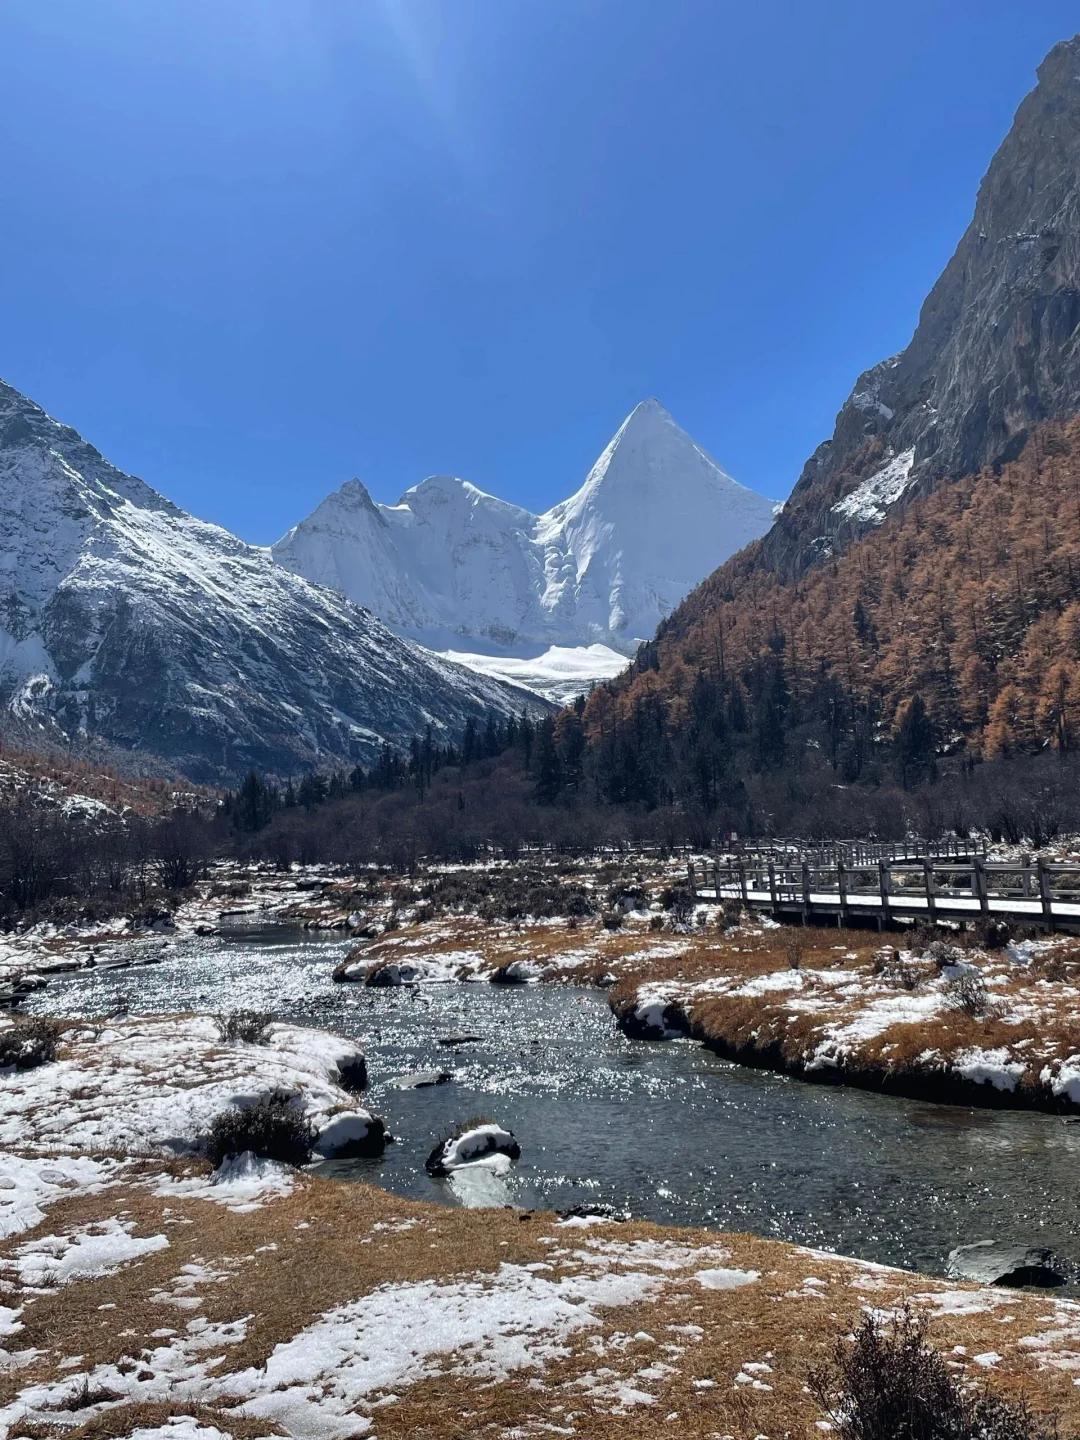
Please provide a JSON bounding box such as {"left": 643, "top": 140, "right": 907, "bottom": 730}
{"left": 764, "top": 35, "right": 1080, "bottom": 575}
{"left": 0, "top": 380, "right": 541, "bottom": 783}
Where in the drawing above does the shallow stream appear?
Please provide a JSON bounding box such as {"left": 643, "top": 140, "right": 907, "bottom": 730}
{"left": 23, "top": 919, "right": 1080, "bottom": 1279}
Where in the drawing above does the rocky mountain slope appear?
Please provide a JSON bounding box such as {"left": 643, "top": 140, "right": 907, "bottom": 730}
{"left": 557, "top": 33, "right": 1080, "bottom": 813}
{"left": 0, "top": 380, "right": 540, "bottom": 784}
{"left": 272, "top": 400, "right": 775, "bottom": 691}
{"left": 764, "top": 34, "right": 1080, "bottom": 577}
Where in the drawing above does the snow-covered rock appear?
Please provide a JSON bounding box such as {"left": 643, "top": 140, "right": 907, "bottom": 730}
{"left": 273, "top": 400, "right": 774, "bottom": 695}
{"left": 313, "top": 1110, "right": 386, "bottom": 1158}
{"left": 489, "top": 960, "right": 543, "bottom": 984}
{"left": 0, "top": 379, "right": 541, "bottom": 783}
{"left": 946, "top": 1241, "right": 1075, "bottom": 1288}
{"left": 426, "top": 1123, "right": 520, "bottom": 1176}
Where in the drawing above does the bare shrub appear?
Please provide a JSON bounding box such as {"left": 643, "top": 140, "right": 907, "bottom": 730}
{"left": 872, "top": 947, "right": 923, "bottom": 990}
{"left": 719, "top": 898, "right": 743, "bottom": 930}
{"left": 200, "top": 1090, "right": 315, "bottom": 1168}
{"left": 886, "top": 959, "right": 923, "bottom": 990}
{"left": 783, "top": 928, "right": 807, "bottom": 970}
{"left": 649, "top": 914, "right": 664, "bottom": 931}
{"left": 809, "top": 1306, "right": 1060, "bottom": 1440}
{"left": 945, "top": 968, "right": 999, "bottom": 1018}
{"left": 971, "top": 917, "right": 1014, "bottom": 951}
{"left": 0, "top": 1016, "right": 60, "bottom": 1070}
{"left": 601, "top": 911, "right": 623, "bottom": 931}
{"left": 871, "top": 947, "right": 901, "bottom": 975}
{"left": 907, "top": 922, "right": 939, "bottom": 954}
{"left": 923, "top": 937, "right": 964, "bottom": 969}
{"left": 660, "top": 884, "right": 694, "bottom": 926}
{"left": 214, "top": 1009, "right": 272, "bottom": 1045}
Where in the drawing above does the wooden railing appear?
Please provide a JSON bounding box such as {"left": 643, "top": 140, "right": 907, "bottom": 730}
{"left": 688, "top": 852, "right": 1080, "bottom": 931}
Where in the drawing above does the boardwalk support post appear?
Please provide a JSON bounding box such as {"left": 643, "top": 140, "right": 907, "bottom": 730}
{"left": 923, "top": 857, "right": 936, "bottom": 925}
{"left": 837, "top": 861, "right": 849, "bottom": 928}
{"left": 974, "top": 857, "right": 990, "bottom": 916}
{"left": 738, "top": 861, "right": 748, "bottom": 907}
{"left": 1037, "top": 856, "right": 1055, "bottom": 932}
{"left": 768, "top": 861, "right": 779, "bottom": 919}
{"left": 878, "top": 859, "right": 891, "bottom": 930}
{"left": 801, "top": 861, "right": 811, "bottom": 926}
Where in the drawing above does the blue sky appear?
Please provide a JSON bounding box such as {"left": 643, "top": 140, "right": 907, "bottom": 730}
{"left": 0, "top": 1, "right": 1076, "bottom": 543}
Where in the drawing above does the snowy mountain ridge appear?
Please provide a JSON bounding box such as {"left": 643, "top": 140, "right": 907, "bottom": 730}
{"left": 272, "top": 399, "right": 775, "bottom": 693}
{"left": 0, "top": 379, "right": 542, "bottom": 783}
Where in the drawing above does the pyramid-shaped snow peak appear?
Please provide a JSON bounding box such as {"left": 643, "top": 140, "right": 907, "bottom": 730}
{"left": 273, "top": 400, "right": 776, "bottom": 686}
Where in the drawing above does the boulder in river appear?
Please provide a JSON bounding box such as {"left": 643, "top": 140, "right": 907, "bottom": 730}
{"left": 393, "top": 1070, "right": 452, "bottom": 1089}
{"left": 946, "top": 1241, "right": 1075, "bottom": 1287}
{"left": 333, "top": 1049, "right": 369, "bottom": 1094}
{"left": 366, "top": 961, "right": 425, "bottom": 986}
{"left": 313, "top": 1109, "right": 387, "bottom": 1158}
{"left": 331, "top": 946, "right": 368, "bottom": 983}
{"left": 490, "top": 960, "right": 542, "bottom": 985}
{"left": 426, "top": 1122, "right": 520, "bottom": 1176}
{"left": 614, "top": 990, "right": 691, "bottom": 1040}
{"left": 11, "top": 973, "right": 48, "bottom": 993}
{"left": 35, "top": 958, "right": 85, "bottom": 974}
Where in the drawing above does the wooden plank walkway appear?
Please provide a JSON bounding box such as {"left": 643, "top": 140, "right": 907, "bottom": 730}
{"left": 690, "top": 852, "right": 1080, "bottom": 932}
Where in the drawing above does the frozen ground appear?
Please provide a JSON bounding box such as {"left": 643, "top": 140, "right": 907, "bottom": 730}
{"left": 5, "top": 1013, "right": 1080, "bottom": 1439}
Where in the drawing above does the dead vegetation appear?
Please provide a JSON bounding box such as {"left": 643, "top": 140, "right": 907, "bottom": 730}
{"left": 809, "top": 1307, "right": 1065, "bottom": 1440}
{"left": 213, "top": 1009, "right": 272, "bottom": 1045}
{"left": 5, "top": 1170, "right": 1080, "bottom": 1440}
{"left": 606, "top": 917, "right": 1080, "bottom": 1112}
{"left": 199, "top": 1090, "right": 315, "bottom": 1167}
{"left": 0, "top": 1014, "right": 60, "bottom": 1070}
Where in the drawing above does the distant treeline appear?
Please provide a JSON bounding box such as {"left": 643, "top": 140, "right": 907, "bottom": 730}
{"left": 1, "top": 724, "right": 1077, "bottom": 922}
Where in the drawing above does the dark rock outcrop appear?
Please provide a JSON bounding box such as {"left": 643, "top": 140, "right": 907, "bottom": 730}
{"left": 762, "top": 35, "right": 1080, "bottom": 576}
{"left": 946, "top": 1240, "right": 1076, "bottom": 1288}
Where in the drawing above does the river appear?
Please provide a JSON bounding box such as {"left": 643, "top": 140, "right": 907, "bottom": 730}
{"left": 21, "top": 918, "right": 1080, "bottom": 1278}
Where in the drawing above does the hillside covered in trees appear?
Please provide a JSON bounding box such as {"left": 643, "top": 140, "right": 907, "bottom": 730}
{"left": 574, "top": 420, "right": 1080, "bottom": 806}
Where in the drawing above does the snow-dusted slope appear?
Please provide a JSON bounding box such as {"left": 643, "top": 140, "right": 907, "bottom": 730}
{"left": 435, "top": 644, "right": 629, "bottom": 708}
{"left": 273, "top": 400, "right": 775, "bottom": 684}
{"left": 0, "top": 380, "right": 541, "bottom": 783}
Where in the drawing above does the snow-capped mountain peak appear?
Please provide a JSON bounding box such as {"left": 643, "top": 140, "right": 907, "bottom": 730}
{"left": 0, "top": 378, "right": 541, "bottom": 782}
{"left": 273, "top": 400, "right": 775, "bottom": 698}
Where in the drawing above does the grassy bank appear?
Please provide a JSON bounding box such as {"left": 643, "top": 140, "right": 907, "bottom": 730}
{"left": 4, "top": 1012, "right": 1080, "bottom": 1439}
{"left": 608, "top": 922, "right": 1080, "bottom": 1113}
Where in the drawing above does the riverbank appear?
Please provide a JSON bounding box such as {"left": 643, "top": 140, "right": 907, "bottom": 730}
{"left": 4, "top": 1011, "right": 1080, "bottom": 1440}
{"left": 609, "top": 923, "right": 1080, "bottom": 1113}
{"left": 7, "top": 853, "right": 1080, "bottom": 1117}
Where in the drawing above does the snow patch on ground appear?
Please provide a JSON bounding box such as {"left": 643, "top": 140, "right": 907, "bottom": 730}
{"left": 6, "top": 1217, "right": 168, "bottom": 1287}
{"left": 0, "top": 1242, "right": 739, "bottom": 1439}
{"left": 0, "top": 1154, "right": 120, "bottom": 1240}
{"left": 152, "top": 1152, "right": 296, "bottom": 1213}
{"left": 0, "top": 1015, "right": 371, "bottom": 1156}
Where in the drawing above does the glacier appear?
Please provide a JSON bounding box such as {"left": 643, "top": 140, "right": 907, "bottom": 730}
{"left": 273, "top": 399, "right": 775, "bottom": 697}
{"left": 0, "top": 379, "right": 543, "bottom": 783}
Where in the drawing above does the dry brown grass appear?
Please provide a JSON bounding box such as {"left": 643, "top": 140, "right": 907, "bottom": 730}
{"left": 4, "top": 1168, "right": 1080, "bottom": 1440}
{"left": 604, "top": 923, "right": 1080, "bottom": 1111}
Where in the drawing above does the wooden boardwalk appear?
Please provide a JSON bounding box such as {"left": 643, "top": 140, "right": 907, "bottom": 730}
{"left": 690, "top": 850, "right": 1080, "bottom": 932}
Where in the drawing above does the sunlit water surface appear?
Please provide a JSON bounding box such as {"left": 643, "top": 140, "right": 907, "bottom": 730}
{"left": 24, "top": 920, "right": 1080, "bottom": 1278}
